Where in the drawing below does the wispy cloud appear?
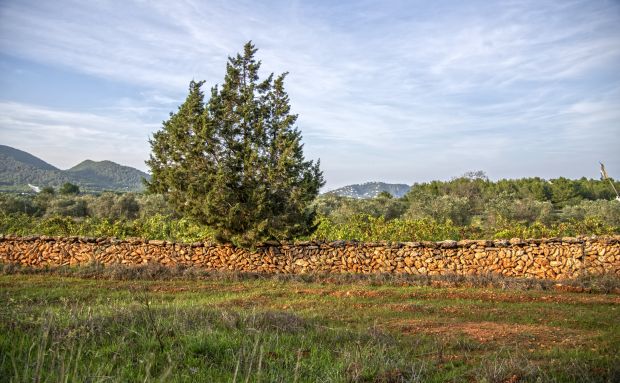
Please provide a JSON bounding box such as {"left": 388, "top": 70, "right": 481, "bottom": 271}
{"left": 0, "top": 102, "right": 156, "bottom": 170}
{"left": 0, "top": 0, "right": 619, "bottom": 188}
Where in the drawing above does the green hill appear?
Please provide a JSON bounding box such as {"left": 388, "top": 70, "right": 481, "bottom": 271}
{"left": 0, "top": 145, "right": 69, "bottom": 191}
{"left": 0, "top": 145, "right": 149, "bottom": 192}
{"left": 66, "top": 160, "right": 149, "bottom": 192}
{"left": 0, "top": 145, "right": 59, "bottom": 171}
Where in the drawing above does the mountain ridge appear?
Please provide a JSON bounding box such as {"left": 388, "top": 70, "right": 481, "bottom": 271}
{"left": 324, "top": 182, "right": 410, "bottom": 199}
{"left": 0, "top": 145, "right": 149, "bottom": 192}
{"left": 0, "top": 144, "right": 60, "bottom": 171}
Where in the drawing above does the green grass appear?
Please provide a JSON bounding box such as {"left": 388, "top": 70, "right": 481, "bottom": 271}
{"left": 1, "top": 272, "right": 619, "bottom": 382}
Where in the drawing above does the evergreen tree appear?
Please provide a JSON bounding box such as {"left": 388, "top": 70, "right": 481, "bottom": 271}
{"left": 59, "top": 182, "right": 80, "bottom": 195}
{"left": 146, "top": 42, "right": 324, "bottom": 246}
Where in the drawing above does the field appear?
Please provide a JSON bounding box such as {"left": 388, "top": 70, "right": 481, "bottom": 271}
{"left": 1, "top": 269, "right": 619, "bottom": 382}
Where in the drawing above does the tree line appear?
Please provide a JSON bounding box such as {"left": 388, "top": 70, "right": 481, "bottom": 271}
{"left": 317, "top": 173, "right": 620, "bottom": 226}
{"left": 1, "top": 174, "right": 618, "bottom": 242}
{"left": 313, "top": 173, "right": 619, "bottom": 241}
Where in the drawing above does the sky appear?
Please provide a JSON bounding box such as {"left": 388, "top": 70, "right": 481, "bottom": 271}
{"left": 0, "top": 0, "right": 619, "bottom": 190}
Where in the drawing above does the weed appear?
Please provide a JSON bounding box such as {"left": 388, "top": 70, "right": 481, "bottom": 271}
{"left": 474, "top": 351, "right": 541, "bottom": 383}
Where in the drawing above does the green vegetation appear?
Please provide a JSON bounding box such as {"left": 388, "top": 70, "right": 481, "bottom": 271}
{"left": 1, "top": 173, "right": 619, "bottom": 242}
{"left": 1, "top": 271, "right": 618, "bottom": 382}
{"left": 0, "top": 213, "right": 212, "bottom": 243}
{"left": 0, "top": 145, "right": 69, "bottom": 191}
{"left": 314, "top": 173, "right": 620, "bottom": 241}
{"left": 59, "top": 182, "right": 80, "bottom": 195}
{"left": 66, "top": 160, "right": 148, "bottom": 192}
{"left": 147, "top": 42, "right": 324, "bottom": 247}
{"left": 0, "top": 145, "right": 58, "bottom": 171}
{"left": 313, "top": 215, "right": 617, "bottom": 242}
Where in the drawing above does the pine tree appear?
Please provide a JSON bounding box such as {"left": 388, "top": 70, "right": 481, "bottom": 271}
{"left": 146, "top": 42, "right": 324, "bottom": 247}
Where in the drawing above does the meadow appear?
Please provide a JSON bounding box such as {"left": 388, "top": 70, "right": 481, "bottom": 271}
{"left": 1, "top": 266, "right": 618, "bottom": 382}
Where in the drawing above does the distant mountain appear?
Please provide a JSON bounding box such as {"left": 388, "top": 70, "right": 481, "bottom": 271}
{"left": 66, "top": 160, "right": 149, "bottom": 192}
{"left": 0, "top": 145, "right": 70, "bottom": 190}
{"left": 0, "top": 145, "right": 149, "bottom": 192}
{"left": 0, "top": 145, "right": 59, "bottom": 171}
{"left": 325, "top": 182, "right": 411, "bottom": 199}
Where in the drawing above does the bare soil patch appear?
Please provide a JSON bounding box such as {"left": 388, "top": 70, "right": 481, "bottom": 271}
{"left": 293, "top": 288, "right": 385, "bottom": 298}
{"left": 405, "top": 290, "right": 620, "bottom": 305}
{"left": 395, "top": 319, "right": 594, "bottom": 348}
{"left": 147, "top": 283, "right": 247, "bottom": 294}
{"left": 291, "top": 286, "right": 620, "bottom": 306}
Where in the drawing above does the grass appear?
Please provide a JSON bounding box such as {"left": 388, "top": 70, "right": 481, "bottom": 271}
{"left": 1, "top": 268, "right": 619, "bottom": 382}
{"left": 3, "top": 262, "right": 620, "bottom": 294}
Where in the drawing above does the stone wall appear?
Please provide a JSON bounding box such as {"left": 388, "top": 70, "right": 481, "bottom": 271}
{"left": 1, "top": 235, "right": 619, "bottom": 280}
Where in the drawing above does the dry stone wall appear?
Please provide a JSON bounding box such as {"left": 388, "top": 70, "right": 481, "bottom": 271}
{"left": 1, "top": 235, "right": 619, "bottom": 280}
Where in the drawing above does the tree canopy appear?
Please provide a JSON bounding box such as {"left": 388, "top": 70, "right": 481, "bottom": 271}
{"left": 59, "top": 182, "right": 80, "bottom": 195}
{"left": 146, "top": 42, "right": 324, "bottom": 246}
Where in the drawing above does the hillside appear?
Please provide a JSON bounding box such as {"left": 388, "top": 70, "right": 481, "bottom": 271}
{"left": 0, "top": 145, "right": 149, "bottom": 192}
{"left": 0, "top": 145, "right": 70, "bottom": 191}
{"left": 325, "top": 182, "right": 410, "bottom": 199}
{"left": 0, "top": 145, "right": 59, "bottom": 171}
{"left": 66, "top": 160, "right": 149, "bottom": 192}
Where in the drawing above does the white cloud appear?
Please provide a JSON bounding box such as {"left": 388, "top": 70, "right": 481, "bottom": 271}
{"left": 0, "top": 102, "right": 156, "bottom": 170}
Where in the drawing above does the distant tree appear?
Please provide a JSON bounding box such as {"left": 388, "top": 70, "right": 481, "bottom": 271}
{"left": 136, "top": 193, "right": 176, "bottom": 218}
{"left": 116, "top": 193, "right": 140, "bottom": 220}
{"left": 560, "top": 200, "right": 620, "bottom": 226}
{"left": 377, "top": 191, "right": 393, "bottom": 199}
{"left": 34, "top": 190, "right": 55, "bottom": 215}
{"left": 45, "top": 196, "right": 88, "bottom": 217}
{"left": 0, "top": 194, "right": 37, "bottom": 215}
{"left": 406, "top": 195, "right": 472, "bottom": 226}
{"left": 461, "top": 170, "right": 488, "bottom": 181}
{"left": 59, "top": 182, "right": 80, "bottom": 195}
{"left": 549, "top": 177, "right": 581, "bottom": 207}
{"left": 40, "top": 186, "right": 55, "bottom": 195}
{"left": 87, "top": 192, "right": 115, "bottom": 219}
{"left": 88, "top": 192, "right": 140, "bottom": 220}
{"left": 314, "top": 193, "right": 408, "bottom": 224}
{"left": 147, "top": 42, "right": 324, "bottom": 246}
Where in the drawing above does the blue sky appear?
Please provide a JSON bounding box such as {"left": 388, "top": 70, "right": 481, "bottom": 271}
{"left": 0, "top": 0, "right": 619, "bottom": 190}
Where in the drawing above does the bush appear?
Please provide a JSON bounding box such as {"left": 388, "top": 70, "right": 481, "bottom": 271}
{"left": 59, "top": 182, "right": 80, "bottom": 195}
{"left": 0, "top": 194, "right": 38, "bottom": 215}
{"left": 314, "top": 194, "right": 407, "bottom": 224}
{"left": 405, "top": 195, "right": 473, "bottom": 226}
{"left": 88, "top": 192, "right": 140, "bottom": 220}
{"left": 0, "top": 213, "right": 214, "bottom": 242}
{"left": 45, "top": 197, "right": 89, "bottom": 218}
{"left": 312, "top": 215, "right": 462, "bottom": 242}
{"left": 311, "top": 214, "right": 617, "bottom": 242}
{"left": 482, "top": 194, "right": 554, "bottom": 228}
{"left": 559, "top": 199, "right": 620, "bottom": 226}
{"left": 2, "top": 210, "right": 616, "bottom": 243}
